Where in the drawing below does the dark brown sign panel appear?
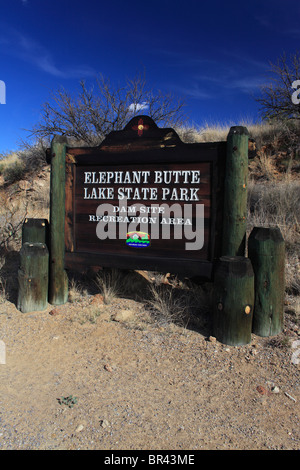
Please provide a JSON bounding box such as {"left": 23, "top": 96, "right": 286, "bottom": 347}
{"left": 64, "top": 116, "right": 227, "bottom": 279}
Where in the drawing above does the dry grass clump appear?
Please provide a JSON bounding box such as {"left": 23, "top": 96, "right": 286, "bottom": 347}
{"left": 175, "top": 122, "right": 230, "bottom": 143}
{"left": 247, "top": 179, "right": 300, "bottom": 249}
{"left": 177, "top": 119, "right": 299, "bottom": 168}
{"left": 67, "top": 275, "right": 108, "bottom": 324}
{"left": 146, "top": 283, "right": 188, "bottom": 326}
{"left": 248, "top": 153, "right": 281, "bottom": 181}
{"left": 93, "top": 268, "right": 157, "bottom": 304}
{"left": 94, "top": 269, "right": 125, "bottom": 304}
{"left": 68, "top": 278, "right": 88, "bottom": 303}
{"left": 146, "top": 277, "right": 212, "bottom": 329}
{"left": 0, "top": 255, "right": 8, "bottom": 304}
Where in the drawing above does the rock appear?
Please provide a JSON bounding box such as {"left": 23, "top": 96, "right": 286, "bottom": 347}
{"left": 18, "top": 180, "right": 30, "bottom": 191}
{"left": 271, "top": 386, "right": 280, "bottom": 394}
{"left": 75, "top": 424, "right": 84, "bottom": 433}
{"left": 104, "top": 364, "right": 113, "bottom": 372}
{"left": 257, "top": 396, "right": 268, "bottom": 406}
{"left": 98, "top": 312, "right": 112, "bottom": 322}
{"left": 112, "top": 309, "right": 135, "bottom": 322}
{"left": 208, "top": 336, "right": 217, "bottom": 343}
{"left": 100, "top": 419, "right": 109, "bottom": 429}
{"left": 49, "top": 307, "right": 63, "bottom": 316}
{"left": 90, "top": 294, "right": 104, "bottom": 306}
{"left": 0, "top": 340, "right": 6, "bottom": 365}
{"left": 291, "top": 339, "right": 300, "bottom": 365}
{"left": 256, "top": 385, "right": 272, "bottom": 396}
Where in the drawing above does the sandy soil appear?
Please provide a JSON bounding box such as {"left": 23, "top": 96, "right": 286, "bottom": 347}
{"left": 0, "top": 262, "right": 299, "bottom": 451}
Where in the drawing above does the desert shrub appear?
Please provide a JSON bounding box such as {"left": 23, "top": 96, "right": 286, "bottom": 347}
{"left": 29, "top": 73, "right": 186, "bottom": 145}
{"left": 0, "top": 139, "right": 49, "bottom": 187}
{"left": 248, "top": 153, "right": 280, "bottom": 181}
{"left": 145, "top": 278, "right": 213, "bottom": 329}
{"left": 247, "top": 178, "right": 300, "bottom": 294}
{"left": 0, "top": 188, "right": 28, "bottom": 250}
{"left": 18, "top": 138, "right": 49, "bottom": 174}
{"left": 247, "top": 179, "right": 300, "bottom": 248}
{"left": 3, "top": 161, "right": 25, "bottom": 183}
{"left": 0, "top": 153, "right": 25, "bottom": 184}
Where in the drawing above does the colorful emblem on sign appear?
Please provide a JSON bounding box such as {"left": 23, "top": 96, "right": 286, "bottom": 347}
{"left": 132, "top": 118, "right": 149, "bottom": 136}
{"left": 126, "top": 231, "right": 150, "bottom": 248}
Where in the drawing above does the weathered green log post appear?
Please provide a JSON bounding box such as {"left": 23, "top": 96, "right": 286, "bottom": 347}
{"left": 48, "top": 135, "right": 68, "bottom": 305}
{"left": 213, "top": 256, "right": 254, "bottom": 346}
{"left": 17, "top": 242, "right": 49, "bottom": 313}
{"left": 222, "top": 126, "right": 249, "bottom": 256}
{"left": 212, "top": 126, "right": 253, "bottom": 345}
{"left": 248, "top": 227, "right": 285, "bottom": 336}
{"left": 22, "top": 218, "right": 49, "bottom": 246}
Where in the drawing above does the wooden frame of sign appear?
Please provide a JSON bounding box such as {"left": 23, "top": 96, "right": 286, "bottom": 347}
{"left": 47, "top": 116, "right": 250, "bottom": 306}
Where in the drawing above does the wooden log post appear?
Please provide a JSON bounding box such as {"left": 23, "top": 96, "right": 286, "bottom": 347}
{"left": 22, "top": 218, "right": 49, "bottom": 246}
{"left": 213, "top": 256, "right": 254, "bottom": 346}
{"left": 48, "top": 135, "right": 68, "bottom": 305}
{"left": 222, "top": 126, "right": 249, "bottom": 257}
{"left": 248, "top": 227, "right": 285, "bottom": 337}
{"left": 17, "top": 242, "right": 49, "bottom": 313}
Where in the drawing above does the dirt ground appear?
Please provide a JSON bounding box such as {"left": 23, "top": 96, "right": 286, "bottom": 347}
{"left": 0, "top": 261, "right": 299, "bottom": 451}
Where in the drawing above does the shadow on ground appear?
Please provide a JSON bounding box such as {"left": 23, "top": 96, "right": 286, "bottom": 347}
{"left": 1, "top": 253, "right": 213, "bottom": 338}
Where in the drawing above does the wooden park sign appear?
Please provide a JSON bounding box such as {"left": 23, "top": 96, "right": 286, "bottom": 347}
{"left": 47, "top": 115, "right": 250, "bottom": 305}
{"left": 18, "top": 114, "right": 286, "bottom": 346}
{"left": 65, "top": 118, "right": 226, "bottom": 273}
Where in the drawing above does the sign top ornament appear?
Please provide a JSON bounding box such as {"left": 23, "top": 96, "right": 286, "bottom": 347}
{"left": 131, "top": 117, "right": 149, "bottom": 136}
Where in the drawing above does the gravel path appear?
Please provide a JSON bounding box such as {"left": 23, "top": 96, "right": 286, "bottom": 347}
{"left": 0, "top": 291, "right": 299, "bottom": 450}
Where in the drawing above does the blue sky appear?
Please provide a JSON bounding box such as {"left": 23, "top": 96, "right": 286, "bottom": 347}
{"left": 0, "top": 0, "right": 300, "bottom": 153}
